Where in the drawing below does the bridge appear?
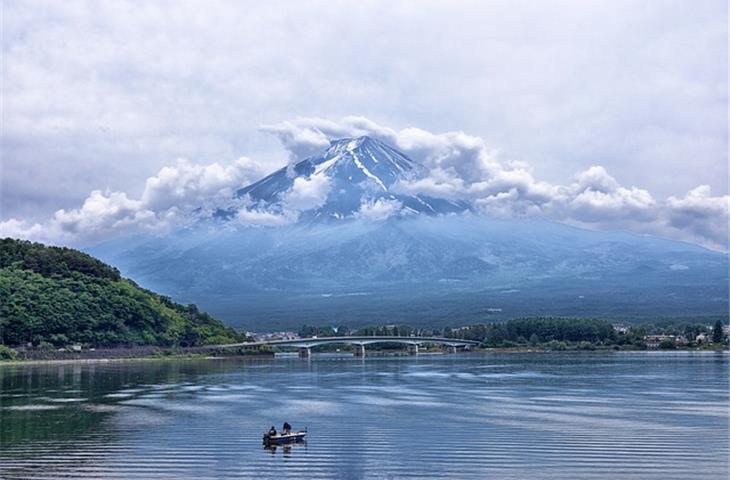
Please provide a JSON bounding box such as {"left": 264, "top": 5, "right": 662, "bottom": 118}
{"left": 217, "top": 336, "right": 481, "bottom": 357}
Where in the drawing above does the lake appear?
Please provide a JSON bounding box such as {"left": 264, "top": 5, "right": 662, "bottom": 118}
{"left": 1, "top": 352, "right": 728, "bottom": 479}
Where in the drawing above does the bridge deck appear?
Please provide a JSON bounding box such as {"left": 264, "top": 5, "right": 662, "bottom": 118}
{"left": 215, "top": 336, "right": 480, "bottom": 349}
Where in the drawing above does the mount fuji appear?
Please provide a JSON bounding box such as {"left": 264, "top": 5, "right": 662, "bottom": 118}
{"left": 223, "top": 136, "right": 468, "bottom": 221}
{"left": 89, "top": 137, "right": 729, "bottom": 331}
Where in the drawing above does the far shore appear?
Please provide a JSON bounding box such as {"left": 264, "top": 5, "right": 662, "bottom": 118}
{"left": 2, "top": 344, "right": 726, "bottom": 366}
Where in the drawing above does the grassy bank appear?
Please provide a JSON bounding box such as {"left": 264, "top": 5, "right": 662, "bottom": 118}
{"left": 0, "top": 344, "right": 274, "bottom": 365}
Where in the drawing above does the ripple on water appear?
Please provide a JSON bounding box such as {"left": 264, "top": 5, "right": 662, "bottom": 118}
{"left": 0, "top": 354, "right": 727, "bottom": 480}
{"left": 4, "top": 404, "right": 62, "bottom": 411}
{"left": 39, "top": 397, "right": 87, "bottom": 403}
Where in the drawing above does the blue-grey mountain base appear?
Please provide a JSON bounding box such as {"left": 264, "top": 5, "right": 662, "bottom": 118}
{"left": 90, "top": 137, "right": 729, "bottom": 330}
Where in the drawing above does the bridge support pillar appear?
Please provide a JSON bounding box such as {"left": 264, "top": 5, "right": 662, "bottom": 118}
{"left": 299, "top": 347, "right": 311, "bottom": 358}
{"left": 446, "top": 345, "right": 457, "bottom": 354}
{"left": 408, "top": 344, "right": 419, "bottom": 355}
{"left": 353, "top": 344, "right": 365, "bottom": 357}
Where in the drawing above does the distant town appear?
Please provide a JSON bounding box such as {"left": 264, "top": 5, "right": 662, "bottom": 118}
{"left": 246, "top": 318, "right": 729, "bottom": 352}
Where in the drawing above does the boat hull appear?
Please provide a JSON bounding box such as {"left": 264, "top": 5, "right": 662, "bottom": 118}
{"left": 262, "top": 431, "right": 306, "bottom": 445}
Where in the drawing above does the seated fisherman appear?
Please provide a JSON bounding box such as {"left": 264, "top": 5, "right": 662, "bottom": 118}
{"left": 268, "top": 426, "right": 277, "bottom": 436}
{"left": 282, "top": 422, "right": 291, "bottom": 433}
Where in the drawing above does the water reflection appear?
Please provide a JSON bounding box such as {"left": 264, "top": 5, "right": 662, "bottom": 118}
{"left": 264, "top": 442, "right": 307, "bottom": 456}
{"left": 0, "top": 359, "right": 249, "bottom": 447}
{"left": 0, "top": 353, "right": 728, "bottom": 479}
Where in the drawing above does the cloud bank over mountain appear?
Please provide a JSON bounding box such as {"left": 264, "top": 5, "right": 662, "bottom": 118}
{"left": 2, "top": 117, "right": 727, "bottom": 251}
{"left": 1, "top": 157, "right": 267, "bottom": 242}
{"left": 260, "top": 117, "right": 729, "bottom": 250}
{"left": 2, "top": 1, "right": 727, "bottom": 227}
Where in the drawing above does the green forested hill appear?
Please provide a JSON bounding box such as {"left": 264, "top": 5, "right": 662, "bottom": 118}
{"left": 0, "top": 238, "right": 244, "bottom": 347}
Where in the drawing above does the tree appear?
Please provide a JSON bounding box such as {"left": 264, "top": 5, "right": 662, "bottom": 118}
{"left": 0, "top": 238, "right": 243, "bottom": 348}
{"left": 0, "top": 344, "right": 18, "bottom": 360}
{"left": 528, "top": 333, "right": 540, "bottom": 346}
{"left": 712, "top": 319, "right": 724, "bottom": 343}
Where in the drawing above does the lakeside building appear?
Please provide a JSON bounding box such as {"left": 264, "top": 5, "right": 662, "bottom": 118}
{"left": 253, "top": 332, "right": 299, "bottom": 342}
{"left": 612, "top": 323, "right": 629, "bottom": 334}
{"left": 644, "top": 335, "right": 688, "bottom": 348}
{"left": 644, "top": 335, "right": 671, "bottom": 348}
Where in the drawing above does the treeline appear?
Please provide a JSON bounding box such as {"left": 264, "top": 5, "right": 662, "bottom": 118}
{"left": 297, "top": 317, "right": 727, "bottom": 350}
{"left": 0, "top": 238, "right": 245, "bottom": 348}
{"left": 299, "top": 318, "right": 618, "bottom": 346}
{"left": 446, "top": 317, "right": 617, "bottom": 346}
{"left": 0, "top": 238, "right": 121, "bottom": 281}
{"left": 298, "top": 324, "right": 442, "bottom": 338}
{"left": 623, "top": 320, "right": 716, "bottom": 340}
{"left": 447, "top": 317, "right": 727, "bottom": 348}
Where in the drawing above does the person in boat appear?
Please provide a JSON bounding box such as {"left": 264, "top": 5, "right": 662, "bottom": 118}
{"left": 282, "top": 422, "right": 291, "bottom": 433}
{"left": 268, "top": 426, "right": 277, "bottom": 436}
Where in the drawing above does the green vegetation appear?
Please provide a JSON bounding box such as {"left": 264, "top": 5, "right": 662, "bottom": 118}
{"left": 447, "top": 317, "right": 617, "bottom": 347}
{"left": 298, "top": 324, "right": 441, "bottom": 338}
{"left": 448, "top": 317, "right": 727, "bottom": 350}
{"left": 0, "top": 238, "right": 245, "bottom": 348}
{"left": 0, "top": 344, "right": 18, "bottom": 360}
{"left": 712, "top": 319, "right": 724, "bottom": 343}
{"left": 297, "top": 317, "right": 727, "bottom": 351}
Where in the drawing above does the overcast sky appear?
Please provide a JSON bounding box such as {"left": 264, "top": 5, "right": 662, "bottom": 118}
{"left": 1, "top": 0, "right": 728, "bottom": 248}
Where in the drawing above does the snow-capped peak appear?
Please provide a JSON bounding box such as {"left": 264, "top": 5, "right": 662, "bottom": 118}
{"left": 233, "top": 136, "right": 468, "bottom": 220}
{"left": 314, "top": 136, "right": 420, "bottom": 185}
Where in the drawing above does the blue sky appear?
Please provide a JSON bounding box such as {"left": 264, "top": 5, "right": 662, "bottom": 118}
{"left": 0, "top": 0, "right": 728, "bottom": 249}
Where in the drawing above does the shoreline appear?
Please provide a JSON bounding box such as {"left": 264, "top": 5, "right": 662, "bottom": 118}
{"left": 0, "top": 352, "right": 275, "bottom": 367}
{"left": 2, "top": 345, "right": 726, "bottom": 366}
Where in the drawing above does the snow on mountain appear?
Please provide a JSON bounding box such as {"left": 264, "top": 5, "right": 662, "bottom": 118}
{"left": 87, "top": 137, "right": 729, "bottom": 330}
{"left": 231, "top": 136, "right": 468, "bottom": 220}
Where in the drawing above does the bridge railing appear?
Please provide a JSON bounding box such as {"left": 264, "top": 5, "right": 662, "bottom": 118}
{"left": 211, "top": 336, "right": 480, "bottom": 356}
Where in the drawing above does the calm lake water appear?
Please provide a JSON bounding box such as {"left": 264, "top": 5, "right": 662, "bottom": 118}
{"left": 1, "top": 352, "right": 728, "bottom": 479}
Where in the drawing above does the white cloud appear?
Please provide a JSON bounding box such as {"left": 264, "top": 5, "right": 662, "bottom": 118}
{"left": 53, "top": 190, "right": 156, "bottom": 236}
{"left": 556, "top": 166, "right": 656, "bottom": 222}
{"left": 2, "top": 115, "right": 728, "bottom": 251}
{"left": 664, "top": 186, "right": 729, "bottom": 250}
{"left": 282, "top": 173, "right": 331, "bottom": 211}
{"left": 235, "top": 207, "right": 297, "bottom": 227}
{"left": 394, "top": 168, "right": 467, "bottom": 200}
{"left": 571, "top": 165, "right": 620, "bottom": 193}
{"left": 258, "top": 116, "right": 728, "bottom": 250}
{"left": 43, "top": 157, "right": 267, "bottom": 241}
{"left": 259, "top": 120, "right": 333, "bottom": 163}
{"left": 2, "top": 0, "right": 725, "bottom": 228}
{"left": 141, "top": 157, "right": 263, "bottom": 212}
{"left": 1, "top": 157, "right": 276, "bottom": 243}
{"left": 355, "top": 198, "right": 404, "bottom": 221}
{"left": 0, "top": 219, "right": 47, "bottom": 242}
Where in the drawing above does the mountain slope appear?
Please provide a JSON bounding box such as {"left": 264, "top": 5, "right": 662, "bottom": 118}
{"left": 91, "top": 216, "right": 729, "bottom": 330}
{"left": 0, "top": 238, "right": 244, "bottom": 347}
{"left": 87, "top": 137, "right": 728, "bottom": 330}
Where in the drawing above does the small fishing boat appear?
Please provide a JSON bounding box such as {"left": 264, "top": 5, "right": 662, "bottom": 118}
{"left": 262, "top": 429, "right": 307, "bottom": 446}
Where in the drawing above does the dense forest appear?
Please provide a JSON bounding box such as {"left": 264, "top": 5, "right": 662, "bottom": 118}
{"left": 299, "top": 319, "right": 618, "bottom": 346}
{"left": 299, "top": 317, "right": 727, "bottom": 350}
{"left": 446, "top": 317, "right": 726, "bottom": 349}
{"left": 0, "top": 238, "right": 245, "bottom": 348}
{"left": 447, "top": 318, "right": 617, "bottom": 344}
